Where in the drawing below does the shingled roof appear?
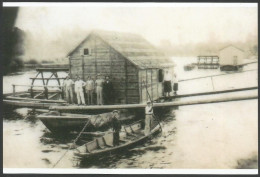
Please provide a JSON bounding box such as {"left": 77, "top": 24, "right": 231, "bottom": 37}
{"left": 68, "top": 30, "right": 175, "bottom": 69}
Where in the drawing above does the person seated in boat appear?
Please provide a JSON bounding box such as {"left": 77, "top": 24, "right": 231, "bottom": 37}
{"left": 95, "top": 74, "right": 104, "bottom": 105}
{"left": 63, "top": 76, "right": 74, "bottom": 104}
{"left": 103, "top": 76, "right": 114, "bottom": 105}
{"left": 74, "top": 76, "right": 86, "bottom": 105}
{"left": 85, "top": 76, "right": 95, "bottom": 105}
{"left": 163, "top": 70, "right": 172, "bottom": 97}
{"left": 111, "top": 110, "right": 122, "bottom": 146}
{"left": 145, "top": 101, "right": 153, "bottom": 136}
{"left": 173, "top": 73, "right": 178, "bottom": 95}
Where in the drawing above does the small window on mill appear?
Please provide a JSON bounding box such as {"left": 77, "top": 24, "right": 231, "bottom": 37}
{"left": 84, "top": 48, "right": 89, "bottom": 55}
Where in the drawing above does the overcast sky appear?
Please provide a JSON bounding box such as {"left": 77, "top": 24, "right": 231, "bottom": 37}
{"left": 14, "top": 4, "right": 257, "bottom": 60}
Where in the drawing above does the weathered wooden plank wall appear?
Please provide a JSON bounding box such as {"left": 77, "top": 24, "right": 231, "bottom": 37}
{"left": 69, "top": 34, "right": 141, "bottom": 104}
{"left": 69, "top": 33, "right": 173, "bottom": 104}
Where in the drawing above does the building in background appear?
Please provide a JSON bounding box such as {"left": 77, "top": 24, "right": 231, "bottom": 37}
{"left": 219, "top": 45, "right": 245, "bottom": 71}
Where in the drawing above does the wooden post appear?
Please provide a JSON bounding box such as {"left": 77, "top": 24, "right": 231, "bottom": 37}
{"left": 44, "top": 87, "right": 49, "bottom": 99}
{"left": 69, "top": 56, "right": 71, "bottom": 76}
{"left": 146, "top": 70, "right": 148, "bottom": 101}
{"left": 82, "top": 55, "right": 85, "bottom": 80}
{"left": 30, "top": 72, "right": 39, "bottom": 98}
{"left": 109, "top": 46, "right": 112, "bottom": 76}
{"left": 140, "top": 75, "right": 142, "bottom": 103}
{"left": 40, "top": 71, "right": 48, "bottom": 99}
{"left": 151, "top": 69, "right": 153, "bottom": 100}
{"left": 211, "top": 77, "right": 215, "bottom": 91}
{"left": 125, "top": 59, "right": 128, "bottom": 104}
{"left": 12, "top": 85, "right": 15, "bottom": 96}
{"left": 94, "top": 36, "right": 97, "bottom": 75}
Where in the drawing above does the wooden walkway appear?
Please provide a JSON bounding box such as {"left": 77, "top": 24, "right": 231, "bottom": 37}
{"left": 50, "top": 91, "right": 258, "bottom": 111}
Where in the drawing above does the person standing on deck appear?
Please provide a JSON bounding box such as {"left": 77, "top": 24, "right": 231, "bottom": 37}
{"left": 103, "top": 76, "right": 114, "bottom": 105}
{"left": 63, "top": 76, "right": 74, "bottom": 104}
{"left": 111, "top": 110, "right": 122, "bottom": 146}
{"left": 164, "top": 70, "right": 172, "bottom": 97}
{"left": 95, "top": 74, "right": 104, "bottom": 105}
{"left": 173, "top": 73, "right": 178, "bottom": 95}
{"left": 144, "top": 101, "right": 154, "bottom": 136}
{"left": 74, "top": 76, "right": 86, "bottom": 105}
{"left": 85, "top": 76, "right": 95, "bottom": 105}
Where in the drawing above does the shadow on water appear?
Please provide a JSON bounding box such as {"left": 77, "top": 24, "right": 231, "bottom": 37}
{"left": 3, "top": 107, "right": 38, "bottom": 125}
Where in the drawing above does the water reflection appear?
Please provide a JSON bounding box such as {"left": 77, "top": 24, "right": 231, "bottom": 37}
{"left": 3, "top": 106, "right": 177, "bottom": 168}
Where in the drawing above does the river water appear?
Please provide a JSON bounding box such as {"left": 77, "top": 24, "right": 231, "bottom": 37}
{"left": 3, "top": 58, "right": 258, "bottom": 169}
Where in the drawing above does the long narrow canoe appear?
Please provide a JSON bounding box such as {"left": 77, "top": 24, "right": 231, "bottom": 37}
{"left": 74, "top": 120, "right": 161, "bottom": 159}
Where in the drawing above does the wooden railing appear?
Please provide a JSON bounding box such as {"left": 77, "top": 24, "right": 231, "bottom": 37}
{"left": 12, "top": 84, "right": 64, "bottom": 99}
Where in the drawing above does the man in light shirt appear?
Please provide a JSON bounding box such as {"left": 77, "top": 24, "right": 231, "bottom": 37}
{"left": 144, "top": 101, "right": 154, "bottom": 136}
{"left": 63, "top": 76, "right": 74, "bottom": 104}
{"left": 95, "top": 74, "right": 104, "bottom": 105}
{"left": 85, "top": 76, "right": 95, "bottom": 105}
{"left": 74, "top": 76, "right": 86, "bottom": 105}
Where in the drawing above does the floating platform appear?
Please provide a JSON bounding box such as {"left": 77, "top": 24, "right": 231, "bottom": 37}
{"left": 197, "top": 56, "right": 219, "bottom": 69}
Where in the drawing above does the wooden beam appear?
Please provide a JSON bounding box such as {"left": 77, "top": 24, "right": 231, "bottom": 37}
{"left": 179, "top": 69, "right": 257, "bottom": 82}
{"left": 33, "top": 91, "right": 45, "bottom": 99}
{"left": 125, "top": 59, "right": 128, "bottom": 104}
{"left": 95, "top": 36, "right": 97, "bottom": 75}
{"left": 164, "top": 86, "right": 258, "bottom": 99}
{"left": 13, "top": 84, "right": 63, "bottom": 88}
{"left": 30, "top": 77, "right": 66, "bottom": 80}
{"left": 36, "top": 68, "right": 69, "bottom": 72}
{"left": 50, "top": 93, "right": 257, "bottom": 111}
{"left": 48, "top": 93, "right": 59, "bottom": 99}
{"left": 5, "top": 96, "right": 66, "bottom": 103}
{"left": 3, "top": 100, "right": 63, "bottom": 109}
{"left": 82, "top": 55, "right": 84, "bottom": 80}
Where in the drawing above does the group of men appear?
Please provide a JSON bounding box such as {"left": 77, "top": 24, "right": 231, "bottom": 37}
{"left": 164, "top": 70, "right": 178, "bottom": 97}
{"left": 62, "top": 74, "right": 114, "bottom": 105}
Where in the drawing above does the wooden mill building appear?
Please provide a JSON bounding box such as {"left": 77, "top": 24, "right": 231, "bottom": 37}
{"left": 67, "top": 30, "right": 175, "bottom": 104}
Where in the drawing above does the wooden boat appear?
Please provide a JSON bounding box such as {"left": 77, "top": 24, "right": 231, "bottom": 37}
{"left": 184, "top": 64, "right": 196, "bottom": 71}
{"left": 37, "top": 111, "right": 136, "bottom": 134}
{"left": 74, "top": 120, "right": 161, "bottom": 159}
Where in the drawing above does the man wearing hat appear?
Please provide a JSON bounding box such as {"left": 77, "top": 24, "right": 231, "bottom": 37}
{"left": 95, "top": 74, "right": 104, "bottom": 105}
{"left": 103, "top": 75, "right": 114, "bottom": 105}
{"left": 85, "top": 76, "right": 95, "bottom": 105}
{"left": 111, "top": 110, "right": 121, "bottom": 146}
{"left": 145, "top": 101, "right": 154, "bottom": 135}
{"left": 63, "top": 75, "right": 74, "bottom": 104}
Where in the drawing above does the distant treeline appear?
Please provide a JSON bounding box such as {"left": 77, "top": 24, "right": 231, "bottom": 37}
{"left": 159, "top": 36, "right": 258, "bottom": 58}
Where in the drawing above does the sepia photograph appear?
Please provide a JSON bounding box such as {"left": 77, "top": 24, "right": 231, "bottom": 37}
{"left": 2, "top": 2, "right": 258, "bottom": 174}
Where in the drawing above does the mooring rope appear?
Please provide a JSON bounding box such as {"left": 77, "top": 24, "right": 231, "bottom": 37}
{"left": 52, "top": 115, "right": 99, "bottom": 168}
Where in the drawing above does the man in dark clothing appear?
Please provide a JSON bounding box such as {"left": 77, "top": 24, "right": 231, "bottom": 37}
{"left": 111, "top": 110, "right": 121, "bottom": 146}
{"left": 103, "top": 76, "right": 114, "bottom": 105}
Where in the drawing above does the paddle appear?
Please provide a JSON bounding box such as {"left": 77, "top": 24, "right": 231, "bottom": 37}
{"left": 142, "top": 80, "right": 163, "bottom": 132}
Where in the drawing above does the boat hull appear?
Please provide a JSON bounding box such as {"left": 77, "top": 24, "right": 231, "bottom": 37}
{"left": 74, "top": 124, "right": 161, "bottom": 159}
{"left": 37, "top": 111, "right": 138, "bottom": 134}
